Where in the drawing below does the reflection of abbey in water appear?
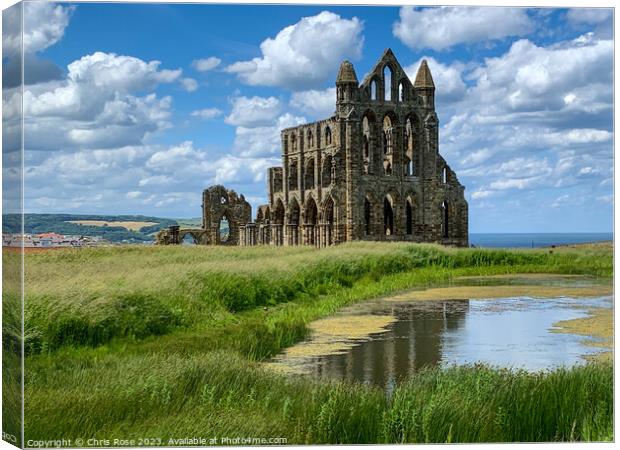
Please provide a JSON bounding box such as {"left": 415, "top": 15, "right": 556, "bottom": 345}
{"left": 156, "top": 50, "right": 468, "bottom": 247}
{"left": 312, "top": 301, "right": 470, "bottom": 389}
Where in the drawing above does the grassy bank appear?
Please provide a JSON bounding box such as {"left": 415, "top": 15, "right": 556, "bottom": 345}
{"left": 25, "top": 352, "right": 612, "bottom": 444}
{"left": 6, "top": 242, "right": 613, "bottom": 443}
{"left": 19, "top": 242, "right": 612, "bottom": 356}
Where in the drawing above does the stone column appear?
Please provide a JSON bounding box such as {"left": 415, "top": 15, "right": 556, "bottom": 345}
{"left": 344, "top": 119, "right": 355, "bottom": 242}
{"left": 238, "top": 226, "right": 246, "bottom": 246}
{"left": 282, "top": 134, "right": 289, "bottom": 204}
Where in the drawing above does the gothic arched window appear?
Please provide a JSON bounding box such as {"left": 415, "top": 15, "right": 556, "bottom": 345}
{"left": 383, "top": 65, "right": 393, "bottom": 101}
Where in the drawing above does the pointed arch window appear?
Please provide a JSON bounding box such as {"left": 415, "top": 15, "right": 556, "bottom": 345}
{"left": 442, "top": 201, "right": 449, "bottom": 238}
{"left": 406, "top": 200, "right": 413, "bottom": 235}
{"left": 371, "top": 80, "right": 378, "bottom": 101}
{"left": 364, "top": 198, "right": 371, "bottom": 235}
{"left": 305, "top": 158, "right": 315, "bottom": 189}
{"left": 405, "top": 156, "right": 414, "bottom": 176}
{"left": 362, "top": 114, "right": 373, "bottom": 174}
{"left": 289, "top": 159, "right": 299, "bottom": 191}
{"left": 383, "top": 65, "right": 393, "bottom": 101}
{"left": 274, "top": 200, "right": 285, "bottom": 224}
{"left": 383, "top": 197, "right": 394, "bottom": 236}
{"left": 321, "top": 155, "right": 333, "bottom": 188}
{"left": 382, "top": 115, "right": 394, "bottom": 175}
{"left": 382, "top": 115, "right": 393, "bottom": 155}
{"left": 405, "top": 116, "right": 418, "bottom": 176}
{"left": 325, "top": 127, "right": 332, "bottom": 145}
{"left": 291, "top": 133, "right": 297, "bottom": 153}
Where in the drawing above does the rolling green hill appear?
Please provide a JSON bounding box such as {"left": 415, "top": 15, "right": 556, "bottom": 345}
{"left": 2, "top": 214, "right": 180, "bottom": 243}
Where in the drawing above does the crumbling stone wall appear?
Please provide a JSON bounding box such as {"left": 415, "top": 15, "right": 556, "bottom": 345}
{"left": 155, "top": 185, "right": 251, "bottom": 246}
{"left": 240, "top": 48, "right": 468, "bottom": 247}
{"left": 202, "top": 185, "right": 251, "bottom": 245}
{"left": 157, "top": 50, "right": 468, "bottom": 248}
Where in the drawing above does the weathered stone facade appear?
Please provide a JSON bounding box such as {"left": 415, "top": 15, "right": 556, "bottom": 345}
{"left": 156, "top": 185, "right": 251, "bottom": 245}
{"left": 239, "top": 49, "right": 468, "bottom": 247}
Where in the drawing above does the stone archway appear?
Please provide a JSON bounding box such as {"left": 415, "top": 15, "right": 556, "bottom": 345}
{"left": 218, "top": 213, "right": 231, "bottom": 244}
{"left": 178, "top": 229, "right": 207, "bottom": 245}
{"left": 271, "top": 198, "right": 285, "bottom": 246}
{"left": 287, "top": 197, "right": 301, "bottom": 245}
{"left": 202, "top": 185, "right": 252, "bottom": 246}
{"left": 304, "top": 197, "right": 318, "bottom": 245}
{"left": 320, "top": 196, "right": 335, "bottom": 247}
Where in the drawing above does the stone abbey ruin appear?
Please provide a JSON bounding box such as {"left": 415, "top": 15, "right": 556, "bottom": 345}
{"left": 157, "top": 49, "right": 468, "bottom": 247}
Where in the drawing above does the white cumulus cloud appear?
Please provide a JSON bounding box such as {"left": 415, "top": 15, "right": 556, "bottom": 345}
{"left": 3, "top": 2, "right": 74, "bottom": 56}
{"left": 180, "top": 77, "right": 198, "bottom": 92}
{"left": 225, "top": 95, "right": 282, "bottom": 127}
{"left": 190, "top": 108, "right": 223, "bottom": 119}
{"left": 192, "top": 57, "right": 221, "bottom": 72}
{"left": 17, "top": 52, "right": 181, "bottom": 151}
{"left": 226, "top": 11, "right": 363, "bottom": 89}
{"left": 393, "top": 6, "right": 533, "bottom": 51}
{"left": 566, "top": 8, "right": 612, "bottom": 26}
{"left": 290, "top": 88, "right": 336, "bottom": 119}
{"left": 404, "top": 57, "right": 466, "bottom": 103}
{"left": 233, "top": 113, "right": 306, "bottom": 158}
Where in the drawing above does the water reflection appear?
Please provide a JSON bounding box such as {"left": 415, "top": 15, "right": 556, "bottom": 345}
{"left": 295, "top": 296, "right": 611, "bottom": 390}
{"left": 312, "top": 301, "right": 468, "bottom": 389}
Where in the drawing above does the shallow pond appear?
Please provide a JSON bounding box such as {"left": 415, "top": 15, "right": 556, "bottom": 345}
{"left": 268, "top": 284, "right": 612, "bottom": 390}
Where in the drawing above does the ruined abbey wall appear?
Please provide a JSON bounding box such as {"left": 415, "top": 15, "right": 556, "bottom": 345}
{"left": 157, "top": 49, "right": 468, "bottom": 248}
{"left": 240, "top": 49, "right": 468, "bottom": 247}
{"left": 156, "top": 185, "right": 251, "bottom": 246}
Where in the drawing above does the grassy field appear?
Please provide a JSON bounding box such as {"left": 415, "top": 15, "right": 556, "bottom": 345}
{"left": 66, "top": 220, "right": 159, "bottom": 231}
{"left": 2, "top": 242, "right": 614, "bottom": 444}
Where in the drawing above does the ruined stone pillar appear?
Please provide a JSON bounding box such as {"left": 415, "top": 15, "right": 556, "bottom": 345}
{"left": 238, "top": 226, "right": 245, "bottom": 246}
{"left": 344, "top": 118, "right": 356, "bottom": 242}
{"left": 264, "top": 225, "right": 271, "bottom": 245}
{"left": 244, "top": 224, "right": 256, "bottom": 246}
{"left": 273, "top": 224, "right": 283, "bottom": 246}
{"left": 293, "top": 225, "right": 299, "bottom": 245}
{"left": 169, "top": 225, "right": 180, "bottom": 245}
{"left": 303, "top": 224, "right": 315, "bottom": 246}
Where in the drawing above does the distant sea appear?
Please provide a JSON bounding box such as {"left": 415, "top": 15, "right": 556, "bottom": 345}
{"left": 469, "top": 233, "right": 613, "bottom": 248}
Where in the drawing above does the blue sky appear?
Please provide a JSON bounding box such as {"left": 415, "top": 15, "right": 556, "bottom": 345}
{"left": 2, "top": 2, "right": 613, "bottom": 232}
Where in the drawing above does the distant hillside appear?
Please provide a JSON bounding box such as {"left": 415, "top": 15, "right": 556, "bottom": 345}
{"left": 175, "top": 217, "right": 203, "bottom": 228}
{"left": 2, "top": 214, "right": 179, "bottom": 243}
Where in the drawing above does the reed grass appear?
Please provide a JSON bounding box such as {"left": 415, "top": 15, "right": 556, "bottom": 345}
{"left": 3, "top": 242, "right": 612, "bottom": 443}
{"left": 25, "top": 351, "right": 612, "bottom": 443}
{"left": 15, "top": 242, "right": 612, "bottom": 354}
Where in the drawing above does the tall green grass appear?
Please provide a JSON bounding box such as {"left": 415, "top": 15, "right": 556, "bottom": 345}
{"left": 383, "top": 363, "right": 613, "bottom": 442}
{"left": 18, "top": 242, "right": 613, "bottom": 354}
{"left": 25, "top": 351, "right": 613, "bottom": 443}
{"left": 14, "top": 243, "right": 613, "bottom": 444}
